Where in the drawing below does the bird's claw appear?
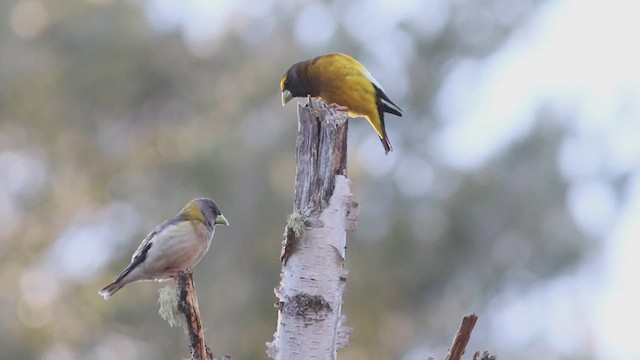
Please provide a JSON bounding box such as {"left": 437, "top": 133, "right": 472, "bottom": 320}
{"left": 326, "top": 103, "right": 349, "bottom": 117}
{"left": 328, "top": 103, "right": 349, "bottom": 112}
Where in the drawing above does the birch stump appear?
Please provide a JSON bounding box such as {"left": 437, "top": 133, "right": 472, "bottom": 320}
{"left": 267, "top": 101, "right": 358, "bottom": 359}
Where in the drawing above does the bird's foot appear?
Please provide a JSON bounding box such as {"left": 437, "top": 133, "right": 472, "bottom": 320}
{"left": 328, "top": 103, "right": 349, "bottom": 112}
{"left": 175, "top": 268, "right": 193, "bottom": 277}
{"left": 326, "top": 103, "right": 349, "bottom": 117}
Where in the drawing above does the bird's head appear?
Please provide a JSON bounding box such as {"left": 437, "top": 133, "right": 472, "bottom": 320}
{"left": 280, "top": 61, "right": 311, "bottom": 106}
{"left": 191, "top": 198, "right": 229, "bottom": 227}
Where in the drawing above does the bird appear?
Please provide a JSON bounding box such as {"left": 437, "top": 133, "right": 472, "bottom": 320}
{"left": 98, "top": 198, "right": 229, "bottom": 300}
{"left": 280, "top": 52, "right": 403, "bottom": 154}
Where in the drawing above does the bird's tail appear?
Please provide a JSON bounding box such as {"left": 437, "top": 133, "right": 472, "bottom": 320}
{"left": 379, "top": 135, "right": 393, "bottom": 154}
{"left": 376, "top": 110, "right": 393, "bottom": 154}
{"left": 98, "top": 281, "right": 126, "bottom": 300}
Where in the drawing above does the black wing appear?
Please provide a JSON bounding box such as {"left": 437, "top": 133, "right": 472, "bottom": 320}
{"left": 375, "top": 85, "right": 403, "bottom": 117}
{"left": 114, "top": 241, "right": 152, "bottom": 283}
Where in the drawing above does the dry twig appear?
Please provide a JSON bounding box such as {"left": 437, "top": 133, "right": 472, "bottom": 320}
{"left": 445, "top": 313, "right": 479, "bottom": 360}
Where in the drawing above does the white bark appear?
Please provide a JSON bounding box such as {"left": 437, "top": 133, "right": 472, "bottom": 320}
{"left": 267, "top": 102, "right": 356, "bottom": 360}
{"left": 268, "top": 176, "right": 356, "bottom": 359}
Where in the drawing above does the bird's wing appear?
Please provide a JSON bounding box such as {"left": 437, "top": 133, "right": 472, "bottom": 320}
{"left": 130, "top": 215, "right": 184, "bottom": 261}
{"left": 374, "top": 85, "right": 403, "bottom": 116}
{"left": 112, "top": 216, "right": 184, "bottom": 282}
{"left": 361, "top": 67, "right": 384, "bottom": 93}
{"left": 140, "top": 219, "right": 209, "bottom": 277}
{"left": 114, "top": 241, "right": 152, "bottom": 283}
{"left": 334, "top": 53, "right": 402, "bottom": 115}
{"left": 131, "top": 232, "right": 154, "bottom": 262}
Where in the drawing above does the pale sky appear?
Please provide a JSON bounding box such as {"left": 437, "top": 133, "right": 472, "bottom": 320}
{"left": 434, "top": 0, "right": 640, "bottom": 357}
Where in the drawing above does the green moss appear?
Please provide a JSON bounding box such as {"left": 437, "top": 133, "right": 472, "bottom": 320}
{"left": 158, "top": 285, "right": 184, "bottom": 328}
{"left": 286, "top": 212, "right": 306, "bottom": 237}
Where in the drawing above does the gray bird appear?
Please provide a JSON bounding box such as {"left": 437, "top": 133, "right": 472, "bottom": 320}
{"left": 99, "top": 198, "right": 229, "bottom": 299}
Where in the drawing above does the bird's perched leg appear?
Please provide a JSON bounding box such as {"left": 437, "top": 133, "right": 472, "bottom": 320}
{"left": 328, "top": 103, "right": 349, "bottom": 112}
{"left": 327, "top": 102, "right": 349, "bottom": 117}
{"left": 176, "top": 267, "right": 192, "bottom": 280}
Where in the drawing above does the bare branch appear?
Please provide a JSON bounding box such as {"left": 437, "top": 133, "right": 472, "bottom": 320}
{"left": 446, "top": 313, "right": 479, "bottom": 360}
{"left": 176, "top": 270, "right": 213, "bottom": 360}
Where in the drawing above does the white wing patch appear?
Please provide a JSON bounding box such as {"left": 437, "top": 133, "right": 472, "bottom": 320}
{"left": 362, "top": 67, "right": 384, "bottom": 92}
{"left": 332, "top": 53, "right": 385, "bottom": 91}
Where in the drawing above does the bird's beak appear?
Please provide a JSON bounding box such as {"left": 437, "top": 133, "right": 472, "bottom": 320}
{"left": 281, "top": 90, "right": 293, "bottom": 106}
{"left": 215, "top": 214, "right": 229, "bottom": 226}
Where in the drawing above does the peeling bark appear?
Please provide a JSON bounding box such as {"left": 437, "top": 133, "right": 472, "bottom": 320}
{"left": 268, "top": 102, "right": 357, "bottom": 360}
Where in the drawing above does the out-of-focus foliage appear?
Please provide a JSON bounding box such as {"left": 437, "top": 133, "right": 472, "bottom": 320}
{"left": 0, "top": 0, "right": 612, "bottom": 359}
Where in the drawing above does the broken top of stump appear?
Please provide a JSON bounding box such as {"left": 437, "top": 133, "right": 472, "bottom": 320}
{"left": 293, "top": 102, "right": 349, "bottom": 214}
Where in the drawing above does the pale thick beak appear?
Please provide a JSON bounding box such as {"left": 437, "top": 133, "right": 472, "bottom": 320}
{"left": 281, "top": 90, "right": 293, "bottom": 106}
{"left": 215, "top": 214, "right": 229, "bottom": 226}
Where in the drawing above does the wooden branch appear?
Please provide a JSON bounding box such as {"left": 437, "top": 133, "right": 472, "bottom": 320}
{"left": 177, "top": 270, "right": 213, "bottom": 360}
{"left": 445, "top": 313, "right": 478, "bottom": 360}
{"left": 268, "top": 101, "right": 357, "bottom": 359}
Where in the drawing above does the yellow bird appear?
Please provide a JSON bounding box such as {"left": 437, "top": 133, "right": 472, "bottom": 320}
{"left": 280, "top": 52, "right": 403, "bottom": 154}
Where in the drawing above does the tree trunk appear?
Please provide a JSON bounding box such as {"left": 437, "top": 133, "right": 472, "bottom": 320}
{"left": 267, "top": 102, "right": 358, "bottom": 359}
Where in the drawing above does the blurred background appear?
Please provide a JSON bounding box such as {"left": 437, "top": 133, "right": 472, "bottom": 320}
{"left": 1, "top": 0, "right": 639, "bottom": 359}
